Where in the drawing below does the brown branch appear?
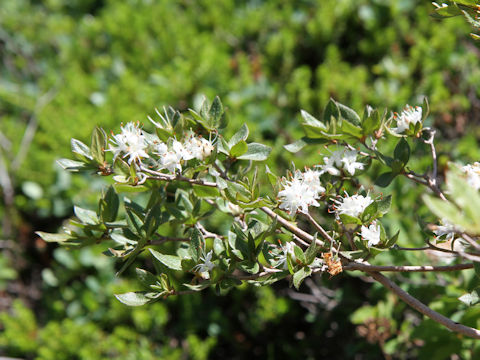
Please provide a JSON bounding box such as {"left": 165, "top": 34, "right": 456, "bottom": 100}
{"left": 344, "top": 262, "right": 474, "bottom": 272}
{"left": 260, "top": 206, "right": 324, "bottom": 246}
{"left": 368, "top": 271, "right": 480, "bottom": 339}
{"left": 302, "top": 211, "right": 335, "bottom": 245}
{"left": 149, "top": 236, "right": 189, "bottom": 245}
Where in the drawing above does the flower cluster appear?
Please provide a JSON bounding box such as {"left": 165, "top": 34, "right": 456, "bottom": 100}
{"left": 392, "top": 105, "right": 422, "bottom": 134}
{"left": 109, "top": 122, "right": 214, "bottom": 173}
{"left": 334, "top": 193, "right": 373, "bottom": 218}
{"left": 461, "top": 162, "right": 480, "bottom": 190}
{"left": 278, "top": 169, "right": 325, "bottom": 214}
{"left": 318, "top": 149, "right": 365, "bottom": 176}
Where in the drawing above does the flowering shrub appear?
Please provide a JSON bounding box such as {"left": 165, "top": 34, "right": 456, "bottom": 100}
{"left": 37, "top": 90, "right": 480, "bottom": 339}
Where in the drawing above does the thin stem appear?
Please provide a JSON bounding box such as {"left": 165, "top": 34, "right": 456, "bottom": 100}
{"left": 344, "top": 262, "right": 473, "bottom": 272}
{"left": 368, "top": 271, "right": 480, "bottom": 339}
{"left": 461, "top": 234, "right": 480, "bottom": 252}
{"left": 301, "top": 211, "right": 335, "bottom": 244}
{"left": 260, "top": 206, "right": 324, "bottom": 247}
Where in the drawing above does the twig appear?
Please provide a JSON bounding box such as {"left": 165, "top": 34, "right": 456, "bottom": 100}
{"left": 260, "top": 206, "right": 324, "bottom": 247}
{"left": 461, "top": 234, "right": 480, "bottom": 252}
{"left": 302, "top": 211, "right": 335, "bottom": 245}
{"left": 368, "top": 271, "right": 480, "bottom": 339}
{"left": 344, "top": 262, "right": 474, "bottom": 272}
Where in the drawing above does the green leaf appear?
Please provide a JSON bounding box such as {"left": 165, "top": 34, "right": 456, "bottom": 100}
{"left": 238, "top": 261, "right": 260, "bottom": 274}
{"left": 192, "top": 184, "right": 220, "bottom": 198}
{"left": 35, "top": 231, "right": 71, "bottom": 243}
{"left": 339, "top": 213, "right": 362, "bottom": 225}
{"left": 293, "top": 267, "right": 312, "bottom": 290}
{"left": 149, "top": 249, "right": 183, "bottom": 271}
{"left": 338, "top": 102, "right": 361, "bottom": 126}
{"left": 190, "top": 228, "right": 205, "bottom": 263}
{"left": 230, "top": 140, "right": 248, "bottom": 157}
{"left": 71, "top": 138, "right": 93, "bottom": 160}
{"left": 340, "top": 120, "right": 363, "bottom": 138}
{"left": 304, "top": 237, "right": 317, "bottom": 265}
{"left": 229, "top": 124, "right": 249, "bottom": 147}
{"left": 237, "top": 143, "right": 271, "bottom": 161}
{"left": 459, "top": 289, "right": 480, "bottom": 306}
{"left": 375, "top": 172, "right": 396, "bottom": 188}
{"left": 114, "top": 184, "right": 149, "bottom": 193}
{"left": 377, "top": 195, "right": 392, "bottom": 215}
{"left": 57, "top": 158, "right": 87, "bottom": 172}
{"left": 115, "top": 292, "right": 152, "bottom": 306}
{"left": 136, "top": 268, "right": 158, "bottom": 288}
{"left": 300, "top": 109, "right": 326, "bottom": 129}
{"left": 91, "top": 126, "right": 106, "bottom": 164}
{"left": 323, "top": 99, "right": 340, "bottom": 125}
{"left": 293, "top": 244, "right": 306, "bottom": 264}
{"left": 209, "top": 96, "right": 224, "bottom": 125}
{"left": 384, "top": 230, "right": 400, "bottom": 248}
{"left": 394, "top": 138, "right": 410, "bottom": 165}
{"left": 362, "top": 107, "right": 380, "bottom": 134}
{"left": 100, "top": 186, "right": 119, "bottom": 223}
{"left": 74, "top": 206, "right": 99, "bottom": 225}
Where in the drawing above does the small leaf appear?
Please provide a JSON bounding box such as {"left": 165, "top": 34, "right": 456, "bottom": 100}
{"left": 377, "top": 195, "right": 392, "bottom": 215}
{"left": 114, "top": 184, "right": 149, "bottom": 193}
{"left": 338, "top": 102, "right": 361, "bottom": 126}
{"left": 71, "top": 138, "right": 93, "bottom": 160}
{"left": 230, "top": 140, "right": 248, "bottom": 157}
{"left": 190, "top": 227, "right": 205, "bottom": 263}
{"left": 228, "top": 124, "right": 249, "bottom": 147}
{"left": 375, "top": 172, "right": 396, "bottom": 188}
{"left": 192, "top": 184, "right": 220, "bottom": 198}
{"left": 293, "top": 244, "right": 306, "bottom": 264}
{"left": 394, "top": 138, "right": 410, "bottom": 165}
{"left": 301, "top": 110, "right": 326, "bottom": 129}
{"left": 74, "top": 206, "right": 99, "bottom": 225}
{"left": 237, "top": 143, "right": 271, "bottom": 161}
{"left": 57, "top": 158, "right": 86, "bottom": 172}
{"left": 293, "top": 267, "right": 312, "bottom": 290}
{"left": 115, "top": 292, "right": 151, "bottom": 306}
{"left": 209, "top": 96, "right": 224, "bottom": 124}
{"left": 304, "top": 237, "right": 317, "bottom": 265}
{"left": 91, "top": 126, "right": 106, "bottom": 164}
{"left": 149, "top": 249, "right": 183, "bottom": 271}
{"left": 36, "top": 231, "right": 71, "bottom": 243}
{"left": 100, "top": 186, "right": 119, "bottom": 222}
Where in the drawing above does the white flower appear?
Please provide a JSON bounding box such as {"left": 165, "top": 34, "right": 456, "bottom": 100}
{"left": 301, "top": 169, "right": 325, "bottom": 194}
{"left": 318, "top": 150, "right": 343, "bottom": 176}
{"left": 159, "top": 150, "right": 183, "bottom": 173}
{"left": 193, "top": 250, "right": 215, "bottom": 279}
{"left": 318, "top": 149, "right": 364, "bottom": 176}
{"left": 341, "top": 150, "right": 365, "bottom": 176}
{"left": 183, "top": 133, "right": 214, "bottom": 161}
{"left": 361, "top": 221, "right": 381, "bottom": 247}
{"left": 433, "top": 219, "right": 460, "bottom": 242}
{"left": 461, "top": 162, "right": 480, "bottom": 190}
{"left": 335, "top": 193, "right": 373, "bottom": 218}
{"left": 392, "top": 105, "right": 422, "bottom": 134}
{"left": 276, "top": 241, "right": 295, "bottom": 269}
{"left": 109, "top": 122, "right": 149, "bottom": 164}
{"left": 278, "top": 170, "right": 324, "bottom": 214}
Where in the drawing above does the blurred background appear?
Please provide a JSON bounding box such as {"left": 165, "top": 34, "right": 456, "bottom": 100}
{"left": 1, "top": 0, "right": 480, "bottom": 358}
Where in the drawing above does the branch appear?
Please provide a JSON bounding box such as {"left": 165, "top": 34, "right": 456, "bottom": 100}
{"left": 260, "top": 206, "right": 324, "bottom": 247}
{"left": 344, "top": 262, "right": 474, "bottom": 272}
{"left": 368, "top": 271, "right": 480, "bottom": 339}
{"left": 149, "top": 236, "right": 189, "bottom": 245}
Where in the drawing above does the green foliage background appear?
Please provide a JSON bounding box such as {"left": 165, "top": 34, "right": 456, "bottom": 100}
{"left": 2, "top": 0, "right": 480, "bottom": 358}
